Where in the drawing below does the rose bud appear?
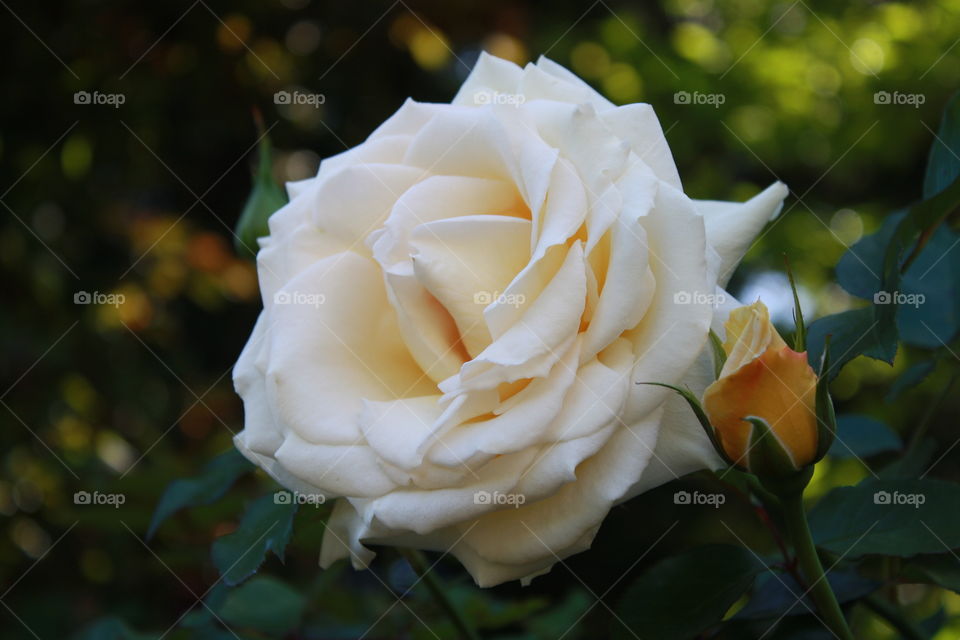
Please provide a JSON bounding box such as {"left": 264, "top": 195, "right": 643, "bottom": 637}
{"left": 702, "top": 301, "right": 819, "bottom": 474}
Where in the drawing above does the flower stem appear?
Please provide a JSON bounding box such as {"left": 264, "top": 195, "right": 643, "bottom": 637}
{"left": 779, "top": 491, "right": 854, "bottom": 640}
{"left": 399, "top": 548, "right": 480, "bottom": 640}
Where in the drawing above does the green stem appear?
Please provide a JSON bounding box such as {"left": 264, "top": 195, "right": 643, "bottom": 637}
{"left": 779, "top": 491, "right": 854, "bottom": 640}
{"left": 743, "top": 473, "right": 781, "bottom": 513}
{"left": 860, "top": 594, "right": 927, "bottom": 640}
{"left": 399, "top": 548, "right": 480, "bottom": 640}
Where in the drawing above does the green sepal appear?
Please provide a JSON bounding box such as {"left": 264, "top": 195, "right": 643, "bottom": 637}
{"left": 708, "top": 329, "right": 727, "bottom": 380}
{"left": 784, "top": 254, "right": 806, "bottom": 352}
{"left": 813, "top": 336, "right": 837, "bottom": 462}
{"left": 640, "top": 382, "right": 733, "bottom": 466}
{"left": 743, "top": 415, "right": 799, "bottom": 479}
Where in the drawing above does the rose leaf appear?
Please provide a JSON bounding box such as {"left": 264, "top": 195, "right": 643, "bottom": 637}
{"left": 613, "top": 544, "right": 765, "bottom": 640}
{"left": 218, "top": 575, "right": 306, "bottom": 636}
{"left": 212, "top": 493, "right": 297, "bottom": 586}
{"left": 148, "top": 447, "right": 253, "bottom": 539}
{"left": 808, "top": 478, "right": 960, "bottom": 558}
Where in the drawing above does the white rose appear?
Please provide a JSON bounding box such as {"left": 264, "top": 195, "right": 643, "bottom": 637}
{"left": 233, "top": 53, "right": 787, "bottom": 587}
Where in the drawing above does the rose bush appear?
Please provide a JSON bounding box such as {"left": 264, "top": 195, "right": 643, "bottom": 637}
{"left": 233, "top": 53, "right": 788, "bottom": 586}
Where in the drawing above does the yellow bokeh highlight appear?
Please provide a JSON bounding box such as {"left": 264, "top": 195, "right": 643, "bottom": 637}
{"left": 216, "top": 14, "right": 252, "bottom": 53}
{"left": 247, "top": 38, "right": 293, "bottom": 82}
{"left": 881, "top": 4, "right": 924, "bottom": 40}
{"left": 602, "top": 63, "right": 643, "bottom": 104}
{"left": 409, "top": 27, "right": 451, "bottom": 71}
{"left": 672, "top": 22, "right": 729, "bottom": 70}
{"left": 62, "top": 374, "right": 97, "bottom": 415}
{"left": 95, "top": 431, "right": 136, "bottom": 474}
{"left": 571, "top": 42, "right": 611, "bottom": 79}
{"left": 61, "top": 134, "right": 92, "bottom": 180}
{"left": 482, "top": 33, "right": 527, "bottom": 66}
{"left": 850, "top": 37, "right": 885, "bottom": 75}
{"left": 56, "top": 416, "right": 92, "bottom": 452}
{"left": 599, "top": 14, "right": 643, "bottom": 53}
{"left": 390, "top": 14, "right": 451, "bottom": 70}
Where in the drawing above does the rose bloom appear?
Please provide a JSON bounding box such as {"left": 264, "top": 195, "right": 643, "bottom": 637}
{"left": 233, "top": 53, "right": 788, "bottom": 586}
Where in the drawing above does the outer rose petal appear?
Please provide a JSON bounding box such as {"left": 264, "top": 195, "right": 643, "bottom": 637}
{"left": 697, "top": 181, "right": 789, "bottom": 287}
{"left": 702, "top": 346, "right": 818, "bottom": 468}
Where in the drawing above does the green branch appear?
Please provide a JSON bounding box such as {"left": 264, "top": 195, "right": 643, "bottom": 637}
{"left": 399, "top": 548, "right": 480, "bottom": 640}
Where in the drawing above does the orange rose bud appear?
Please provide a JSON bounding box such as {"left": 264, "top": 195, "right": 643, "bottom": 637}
{"left": 703, "top": 302, "right": 819, "bottom": 472}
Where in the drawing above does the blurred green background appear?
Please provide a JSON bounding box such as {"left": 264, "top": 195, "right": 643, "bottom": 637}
{"left": 2, "top": 0, "right": 959, "bottom": 638}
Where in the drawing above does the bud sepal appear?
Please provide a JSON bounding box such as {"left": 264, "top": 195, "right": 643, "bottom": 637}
{"left": 640, "top": 382, "right": 735, "bottom": 467}
{"left": 812, "top": 336, "right": 837, "bottom": 463}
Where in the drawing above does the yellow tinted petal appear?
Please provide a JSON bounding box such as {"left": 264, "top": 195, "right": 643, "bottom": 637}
{"left": 719, "top": 301, "right": 787, "bottom": 376}
{"left": 704, "top": 345, "right": 818, "bottom": 469}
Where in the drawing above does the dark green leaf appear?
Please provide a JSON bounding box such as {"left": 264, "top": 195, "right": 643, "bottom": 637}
{"left": 806, "top": 307, "right": 897, "bottom": 377}
{"left": 924, "top": 91, "right": 960, "bottom": 199}
{"left": 528, "top": 590, "right": 591, "bottom": 639}
{"left": 920, "top": 608, "right": 948, "bottom": 638}
{"left": 180, "top": 583, "right": 230, "bottom": 629}
{"left": 234, "top": 133, "right": 287, "bottom": 258}
{"left": 835, "top": 211, "right": 904, "bottom": 301}
{"left": 734, "top": 569, "right": 878, "bottom": 620}
{"left": 212, "top": 493, "right": 297, "bottom": 586}
{"left": 887, "top": 361, "right": 936, "bottom": 401}
{"left": 614, "top": 544, "right": 765, "bottom": 640}
{"left": 893, "top": 225, "right": 960, "bottom": 349}
{"left": 218, "top": 575, "right": 306, "bottom": 636}
{"left": 148, "top": 448, "right": 253, "bottom": 538}
{"left": 902, "top": 554, "right": 960, "bottom": 593}
{"left": 831, "top": 132, "right": 960, "bottom": 361}
{"left": 828, "top": 415, "right": 901, "bottom": 459}
{"left": 73, "top": 618, "right": 157, "bottom": 640}
{"left": 809, "top": 478, "right": 960, "bottom": 558}
{"left": 835, "top": 210, "right": 960, "bottom": 350}
{"left": 877, "top": 174, "right": 960, "bottom": 346}
{"left": 878, "top": 438, "right": 937, "bottom": 479}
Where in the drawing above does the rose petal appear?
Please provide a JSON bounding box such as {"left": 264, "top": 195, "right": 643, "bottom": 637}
{"left": 696, "top": 181, "right": 788, "bottom": 286}
{"left": 410, "top": 215, "right": 532, "bottom": 357}
{"left": 703, "top": 346, "right": 818, "bottom": 467}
